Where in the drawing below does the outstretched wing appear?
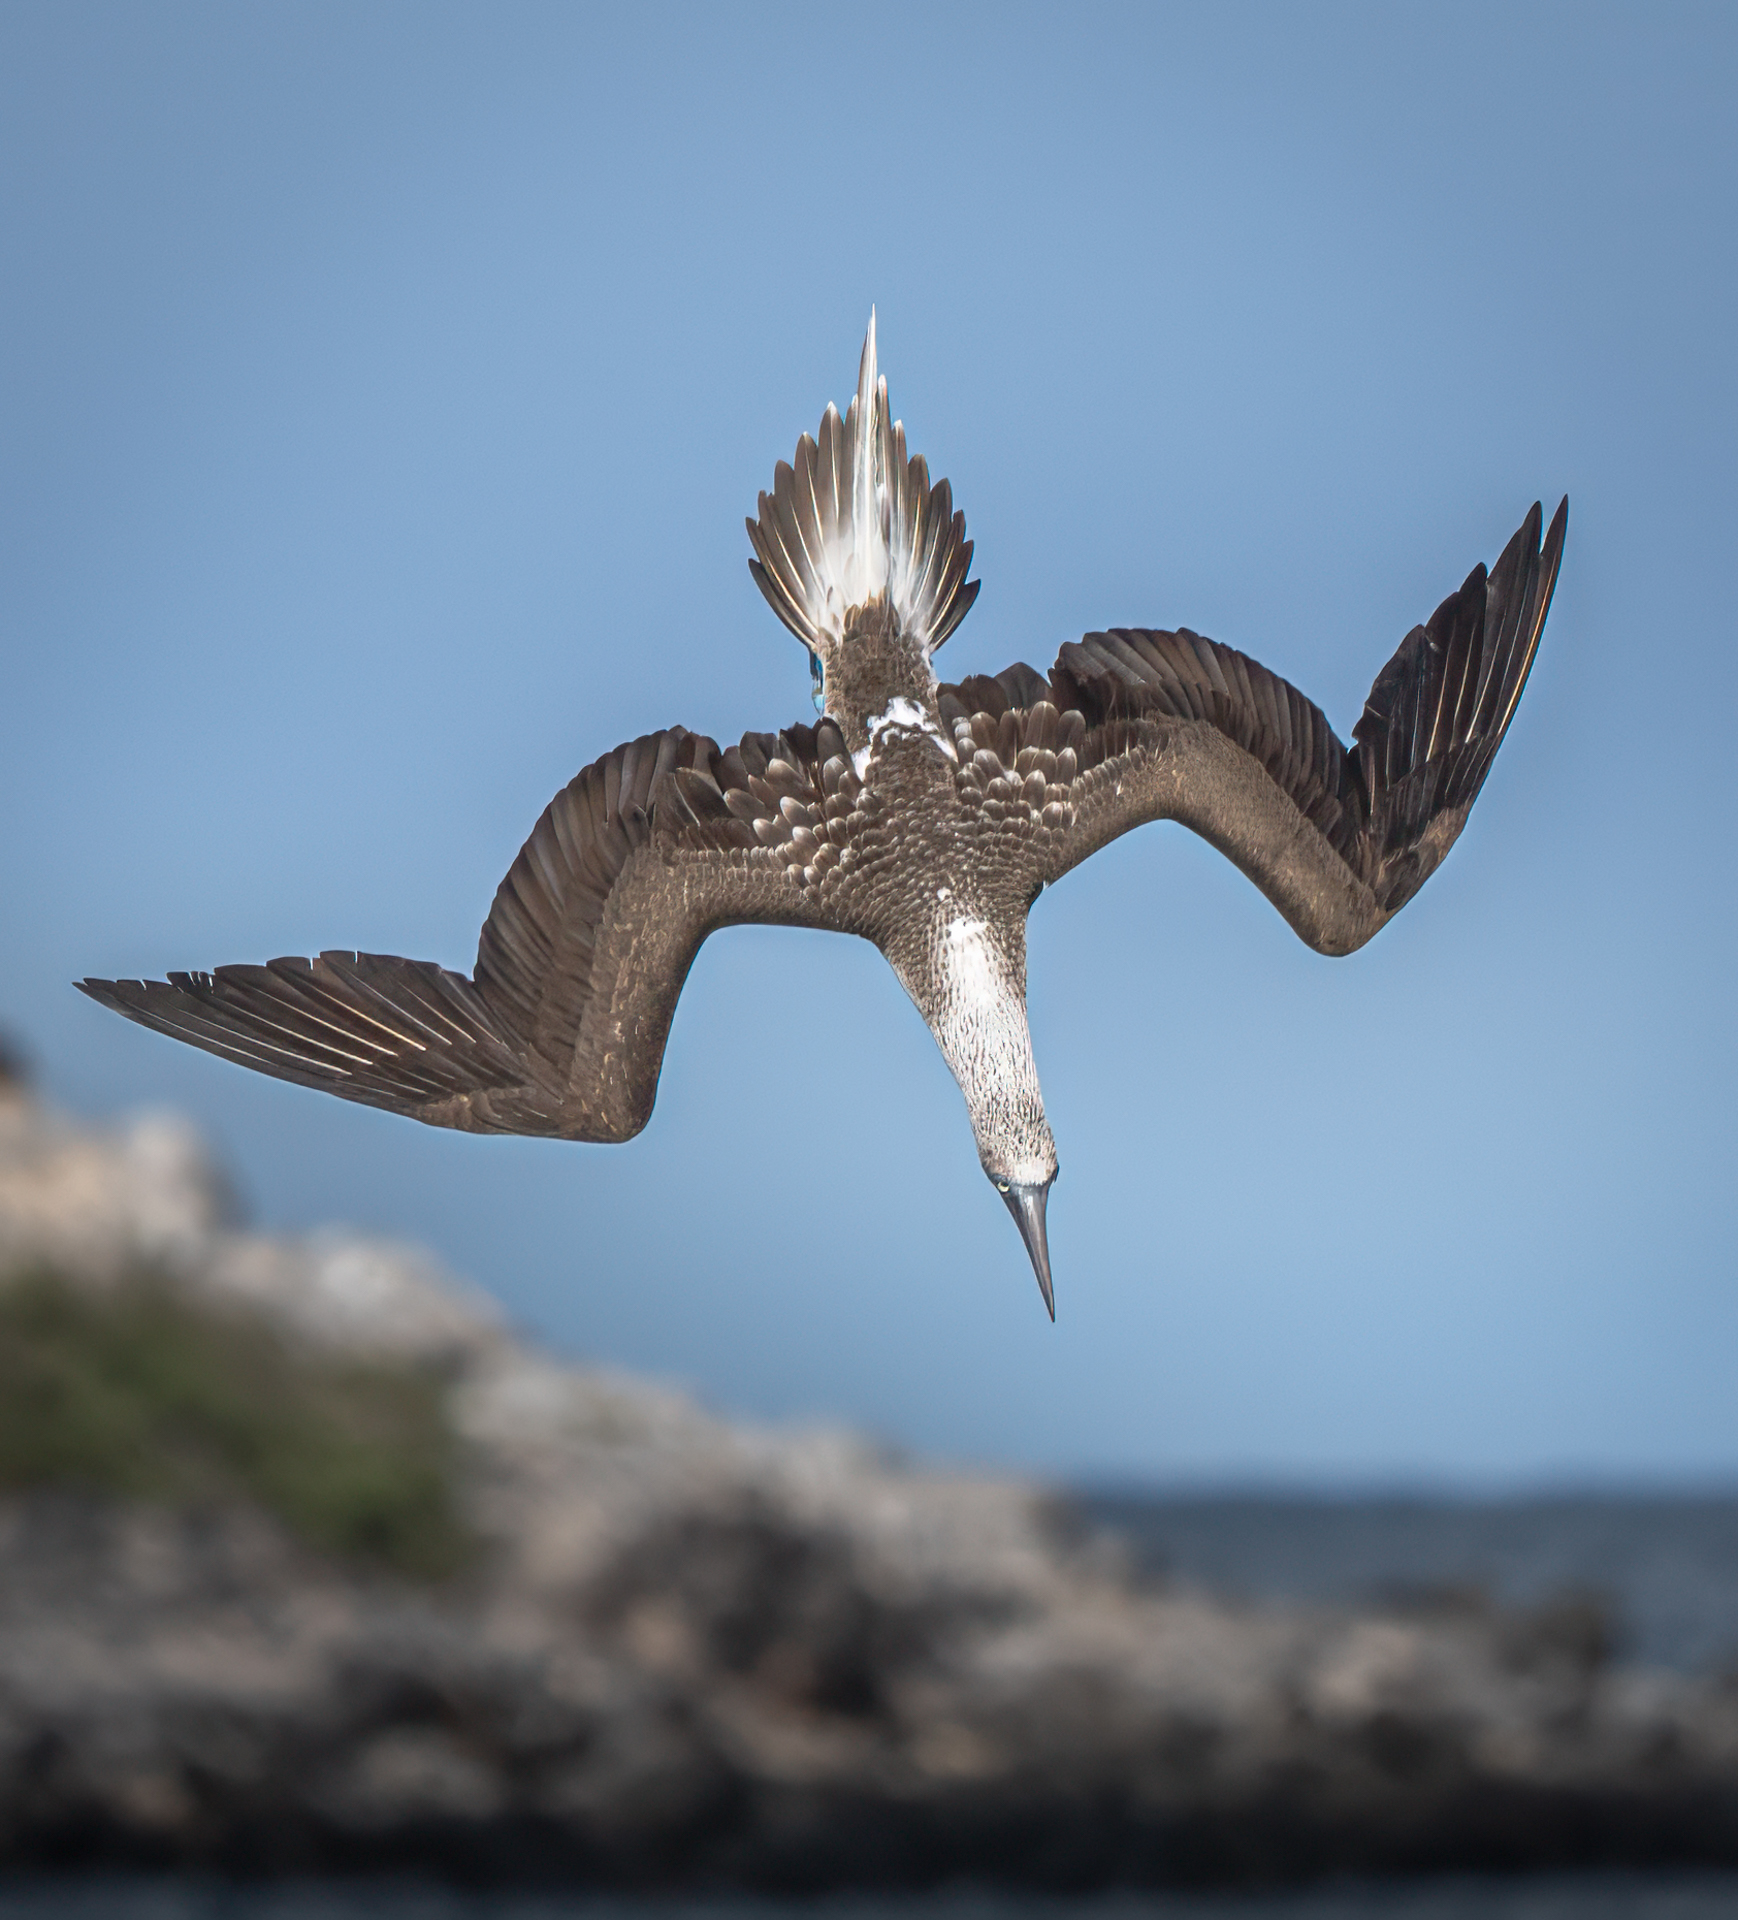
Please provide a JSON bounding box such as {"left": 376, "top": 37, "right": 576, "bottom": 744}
{"left": 936, "top": 499, "right": 1565, "bottom": 955}
{"left": 80, "top": 720, "right": 863, "bottom": 1140}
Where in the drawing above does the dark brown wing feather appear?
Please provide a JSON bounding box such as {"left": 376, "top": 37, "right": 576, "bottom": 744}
{"left": 80, "top": 720, "right": 853, "bottom": 1139}
{"left": 77, "top": 951, "right": 540, "bottom": 1121}
{"left": 937, "top": 499, "right": 1566, "bottom": 954}
{"left": 1343, "top": 498, "right": 1566, "bottom": 912}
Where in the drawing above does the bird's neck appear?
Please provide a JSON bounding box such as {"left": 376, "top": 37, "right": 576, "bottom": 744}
{"left": 888, "top": 908, "right": 1057, "bottom": 1188}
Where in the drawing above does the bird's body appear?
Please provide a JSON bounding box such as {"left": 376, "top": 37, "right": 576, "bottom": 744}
{"left": 81, "top": 319, "right": 1567, "bottom": 1314}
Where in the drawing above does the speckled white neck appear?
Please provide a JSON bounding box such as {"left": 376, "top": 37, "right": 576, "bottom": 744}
{"left": 916, "top": 915, "right": 1056, "bottom": 1187}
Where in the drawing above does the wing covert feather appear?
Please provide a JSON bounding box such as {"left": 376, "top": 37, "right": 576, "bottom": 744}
{"left": 937, "top": 499, "right": 1565, "bottom": 954}
{"left": 81, "top": 720, "right": 855, "bottom": 1138}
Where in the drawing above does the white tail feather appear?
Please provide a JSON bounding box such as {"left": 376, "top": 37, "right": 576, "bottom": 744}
{"left": 747, "top": 314, "right": 980, "bottom": 658}
{"left": 841, "top": 309, "right": 885, "bottom": 612}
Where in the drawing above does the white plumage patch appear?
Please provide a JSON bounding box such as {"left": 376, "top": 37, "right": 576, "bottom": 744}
{"left": 851, "top": 694, "right": 959, "bottom": 779}
{"left": 942, "top": 914, "right": 1001, "bottom": 1006}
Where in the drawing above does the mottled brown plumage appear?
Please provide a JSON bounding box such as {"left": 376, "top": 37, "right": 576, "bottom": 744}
{"left": 80, "top": 318, "right": 1566, "bottom": 1316}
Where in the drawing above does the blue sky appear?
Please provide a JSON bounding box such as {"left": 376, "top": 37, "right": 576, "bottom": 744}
{"left": 3, "top": 2, "right": 1734, "bottom": 1484}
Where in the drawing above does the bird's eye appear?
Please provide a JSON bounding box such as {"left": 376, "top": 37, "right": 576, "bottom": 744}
{"left": 995, "top": 1179, "right": 1010, "bottom": 1194}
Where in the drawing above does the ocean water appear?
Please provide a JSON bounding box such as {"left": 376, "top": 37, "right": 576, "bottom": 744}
{"left": 1077, "top": 1491, "right": 1738, "bottom": 1673}
{"left": 5, "top": 1880, "right": 1738, "bottom": 1920}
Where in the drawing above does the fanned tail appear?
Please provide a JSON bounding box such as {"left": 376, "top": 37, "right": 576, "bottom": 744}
{"left": 747, "top": 312, "right": 980, "bottom": 657}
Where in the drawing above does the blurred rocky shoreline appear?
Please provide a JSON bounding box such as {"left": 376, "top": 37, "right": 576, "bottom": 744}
{"left": 2, "top": 1073, "right": 1736, "bottom": 1890}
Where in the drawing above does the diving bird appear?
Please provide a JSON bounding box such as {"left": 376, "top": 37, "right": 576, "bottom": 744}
{"left": 80, "top": 318, "right": 1566, "bottom": 1317}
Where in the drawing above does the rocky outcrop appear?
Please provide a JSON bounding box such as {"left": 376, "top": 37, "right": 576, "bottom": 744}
{"left": 3, "top": 1077, "right": 1737, "bottom": 1888}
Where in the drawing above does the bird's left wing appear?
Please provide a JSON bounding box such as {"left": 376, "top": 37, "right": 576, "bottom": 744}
{"left": 937, "top": 499, "right": 1565, "bottom": 955}
{"left": 80, "top": 719, "right": 862, "bottom": 1140}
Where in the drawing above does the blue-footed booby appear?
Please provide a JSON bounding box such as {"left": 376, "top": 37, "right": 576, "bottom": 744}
{"left": 80, "top": 317, "right": 1567, "bottom": 1318}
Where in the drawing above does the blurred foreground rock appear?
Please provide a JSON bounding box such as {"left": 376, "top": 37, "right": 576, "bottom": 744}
{"left": 2, "top": 1077, "right": 1737, "bottom": 1888}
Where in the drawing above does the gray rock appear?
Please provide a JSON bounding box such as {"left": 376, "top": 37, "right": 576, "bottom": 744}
{"left": 3, "top": 1083, "right": 1738, "bottom": 1886}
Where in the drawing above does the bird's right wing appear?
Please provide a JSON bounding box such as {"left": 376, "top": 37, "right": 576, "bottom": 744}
{"left": 939, "top": 499, "right": 1564, "bottom": 955}
{"left": 80, "top": 720, "right": 865, "bottom": 1140}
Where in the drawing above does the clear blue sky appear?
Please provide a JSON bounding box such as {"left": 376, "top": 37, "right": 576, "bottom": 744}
{"left": 4, "top": 2, "right": 1734, "bottom": 1485}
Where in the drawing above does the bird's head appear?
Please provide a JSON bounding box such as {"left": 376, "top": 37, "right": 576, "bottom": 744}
{"left": 987, "top": 1163, "right": 1058, "bottom": 1321}
{"left": 977, "top": 1116, "right": 1059, "bottom": 1320}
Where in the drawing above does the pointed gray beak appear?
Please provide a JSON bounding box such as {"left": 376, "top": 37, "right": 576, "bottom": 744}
{"left": 998, "top": 1180, "right": 1056, "bottom": 1320}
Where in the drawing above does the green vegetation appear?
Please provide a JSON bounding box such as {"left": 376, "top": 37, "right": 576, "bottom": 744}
{"left": 0, "top": 1267, "right": 473, "bottom": 1578}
